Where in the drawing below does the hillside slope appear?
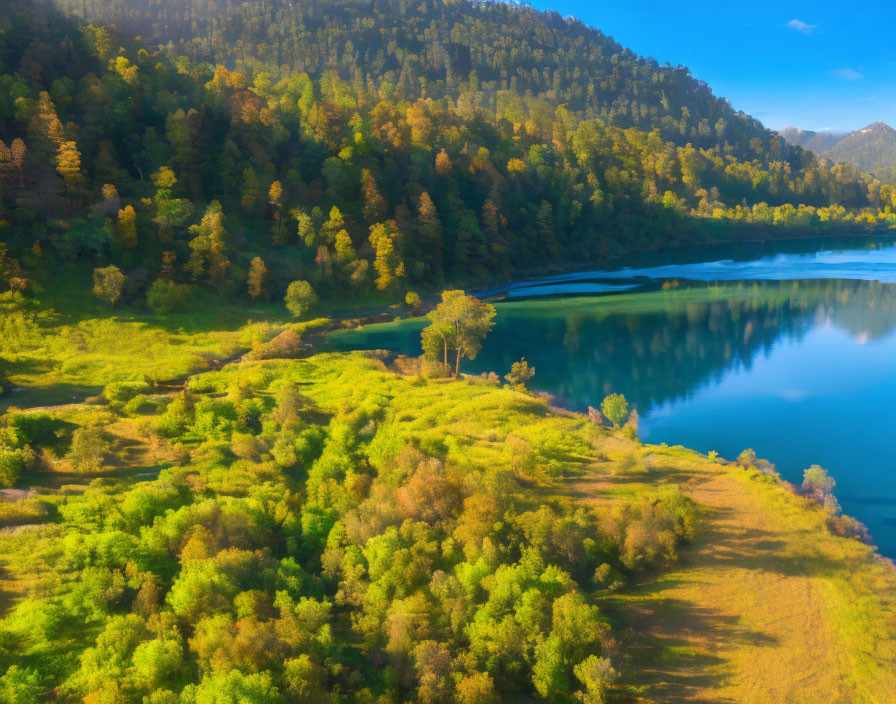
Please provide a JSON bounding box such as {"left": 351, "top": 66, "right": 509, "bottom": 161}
{"left": 1, "top": 0, "right": 893, "bottom": 312}
{"left": 826, "top": 122, "right": 896, "bottom": 180}
{"left": 45, "top": 0, "right": 782, "bottom": 162}
{"left": 780, "top": 122, "right": 896, "bottom": 183}
{"left": 778, "top": 126, "right": 844, "bottom": 154}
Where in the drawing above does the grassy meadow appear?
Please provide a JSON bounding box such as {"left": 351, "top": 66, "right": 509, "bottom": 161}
{"left": 0, "top": 298, "right": 894, "bottom": 702}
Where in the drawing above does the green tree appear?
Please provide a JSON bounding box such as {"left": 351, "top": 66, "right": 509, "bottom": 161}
{"left": 573, "top": 656, "right": 617, "bottom": 704}
{"left": 368, "top": 221, "right": 405, "bottom": 291}
{"left": 92, "top": 265, "right": 125, "bottom": 306}
{"left": 285, "top": 280, "right": 318, "bottom": 319}
{"left": 150, "top": 167, "right": 194, "bottom": 241}
{"left": 405, "top": 291, "right": 422, "bottom": 310}
{"left": 421, "top": 290, "right": 496, "bottom": 376}
{"left": 69, "top": 427, "right": 108, "bottom": 473}
{"left": 187, "top": 202, "right": 230, "bottom": 290}
{"left": 0, "top": 665, "right": 43, "bottom": 704}
{"left": 180, "top": 670, "right": 283, "bottom": 704}
{"left": 600, "top": 394, "right": 629, "bottom": 429}
{"left": 505, "top": 357, "right": 535, "bottom": 387}
{"left": 247, "top": 257, "right": 268, "bottom": 300}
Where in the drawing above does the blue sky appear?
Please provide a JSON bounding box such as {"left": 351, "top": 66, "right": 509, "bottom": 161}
{"left": 529, "top": 1, "right": 894, "bottom": 133}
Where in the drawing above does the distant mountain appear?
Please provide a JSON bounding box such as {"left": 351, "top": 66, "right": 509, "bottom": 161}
{"left": 826, "top": 122, "right": 896, "bottom": 179}
{"left": 780, "top": 122, "right": 896, "bottom": 182}
{"left": 778, "top": 126, "right": 844, "bottom": 154}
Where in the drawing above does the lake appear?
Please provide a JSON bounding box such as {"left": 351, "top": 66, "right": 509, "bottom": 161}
{"left": 331, "top": 236, "right": 896, "bottom": 556}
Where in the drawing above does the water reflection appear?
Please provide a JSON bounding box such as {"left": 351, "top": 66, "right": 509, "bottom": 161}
{"left": 330, "top": 274, "right": 896, "bottom": 554}
{"left": 457, "top": 280, "right": 896, "bottom": 414}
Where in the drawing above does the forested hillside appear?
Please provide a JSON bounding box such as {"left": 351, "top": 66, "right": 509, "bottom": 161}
{"left": 0, "top": 0, "right": 893, "bottom": 309}
{"left": 781, "top": 122, "right": 896, "bottom": 184}
{"left": 825, "top": 122, "right": 896, "bottom": 183}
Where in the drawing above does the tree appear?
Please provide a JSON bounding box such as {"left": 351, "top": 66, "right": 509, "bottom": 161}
{"left": 180, "top": 670, "right": 282, "bottom": 704}
{"left": 269, "top": 181, "right": 285, "bottom": 243}
{"left": 187, "top": 202, "right": 230, "bottom": 290}
{"left": 600, "top": 394, "right": 629, "bottom": 429}
{"left": 573, "top": 656, "right": 617, "bottom": 704}
{"left": 417, "top": 191, "right": 444, "bottom": 279}
{"left": 505, "top": 357, "right": 535, "bottom": 387}
{"left": 361, "top": 169, "right": 387, "bottom": 223}
{"left": 56, "top": 141, "right": 84, "bottom": 210}
{"left": 69, "top": 427, "right": 108, "bottom": 473}
{"left": 150, "top": 167, "right": 194, "bottom": 241}
{"left": 405, "top": 291, "right": 422, "bottom": 310}
{"left": 285, "top": 281, "right": 318, "bottom": 319}
{"left": 802, "top": 465, "right": 836, "bottom": 497}
{"left": 92, "top": 265, "right": 125, "bottom": 306}
{"left": 0, "top": 666, "right": 42, "bottom": 704}
{"left": 10, "top": 138, "right": 26, "bottom": 187}
{"left": 421, "top": 290, "right": 496, "bottom": 376}
{"left": 115, "top": 206, "right": 138, "bottom": 249}
{"left": 368, "top": 221, "right": 405, "bottom": 291}
{"left": 247, "top": 257, "right": 268, "bottom": 299}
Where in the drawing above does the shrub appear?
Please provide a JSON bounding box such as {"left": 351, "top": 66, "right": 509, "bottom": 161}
{"left": 147, "top": 279, "right": 191, "bottom": 314}
{"left": 104, "top": 380, "right": 151, "bottom": 406}
{"left": 0, "top": 445, "right": 35, "bottom": 486}
{"left": 505, "top": 357, "right": 535, "bottom": 387}
{"left": 244, "top": 329, "right": 303, "bottom": 361}
{"left": 0, "top": 498, "right": 49, "bottom": 527}
{"left": 123, "top": 394, "right": 165, "bottom": 415}
{"left": 68, "top": 427, "right": 108, "bottom": 473}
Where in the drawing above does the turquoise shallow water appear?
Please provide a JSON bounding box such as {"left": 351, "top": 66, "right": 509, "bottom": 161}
{"left": 332, "top": 235, "right": 896, "bottom": 555}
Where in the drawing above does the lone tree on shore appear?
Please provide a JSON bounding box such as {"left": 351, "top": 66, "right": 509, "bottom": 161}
{"left": 601, "top": 393, "right": 629, "bottom": 429}
{"left": 505, "top": 357, "right": 535, "bottom": 387}
{"left": 421, "top": 290, "right": 496, "bottom": 376}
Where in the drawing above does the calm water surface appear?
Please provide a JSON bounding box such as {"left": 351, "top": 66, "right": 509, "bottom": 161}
{"left": 333, "top": 236, "right": 896, "bottom": 555}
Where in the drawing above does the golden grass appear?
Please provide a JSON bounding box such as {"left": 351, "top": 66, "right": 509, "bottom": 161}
{"left": 569, "top": 445, "right": 896, "bottom": 703}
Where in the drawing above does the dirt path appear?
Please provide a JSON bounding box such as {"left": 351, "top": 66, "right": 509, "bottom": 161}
{"left": 566, "top": 449, "right": 896, "bottom": 704}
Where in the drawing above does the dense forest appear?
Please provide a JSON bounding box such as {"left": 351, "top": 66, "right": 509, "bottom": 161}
{"left": 1, "top": 0, "right": 895, "bottom": 311}
{"left": 2, "top": 1, "right": 896, "bottom": 702}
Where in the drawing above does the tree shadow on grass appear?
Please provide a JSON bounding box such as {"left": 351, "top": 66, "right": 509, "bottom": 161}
{"left": 0, "top": 384, "right": 103, "bottom": 413}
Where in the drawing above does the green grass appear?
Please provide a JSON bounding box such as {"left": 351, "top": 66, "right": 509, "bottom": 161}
{"left": 2, "top": 299, "right": 896, "bottom": 702}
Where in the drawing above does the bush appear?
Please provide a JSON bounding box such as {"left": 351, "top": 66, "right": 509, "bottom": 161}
{"left": 4, "top": 412, "right": 56, "bottom": 447}
{"left": 123, "top": 394, "right": 165, "bottom": 415}
{"left": 104, "top": 380, "right": 151, "bottom": 406}
{"left": 0, "top": 446, "right": 35, "bottom": 486}
{"left": 0, "top": 499, "right": 49, "bottom": 528}
{"left": 418, "top": 355, "right": 450, "bottom": 379}
{"left": 68, "top": 427, "right": 108, "bottom": 473}
{"left": 147, "top": 279, "right": 191, "bottom": 314}
{"left": 244, "top": 329, "right": 303, "bottom": 361}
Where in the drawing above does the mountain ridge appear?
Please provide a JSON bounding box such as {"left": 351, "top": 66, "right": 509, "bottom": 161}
{"left": 780, "top": 121, "right": 896, "bottom": 181}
